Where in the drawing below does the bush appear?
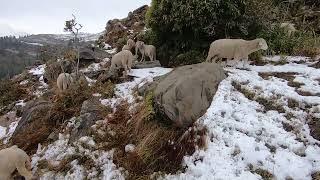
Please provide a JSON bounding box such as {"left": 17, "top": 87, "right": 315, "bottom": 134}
{"left": 169, "top": 50, "right": 205, "bottom": 67}
{"left": 146, "top": 0, "right": 272, "bottom": 67}
{"left": 0, "top": 80, "right": 27, "bottom": 114}
{"left": 259, "top": 25, "right": 320, "bottom": 58}
{"left": 115, "top": 37, "right": 128, "bottom": 53}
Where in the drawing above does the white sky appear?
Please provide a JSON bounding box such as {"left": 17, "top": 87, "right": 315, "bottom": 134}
{"left": 0, "top": 0, "right": 151, "bottom": 35}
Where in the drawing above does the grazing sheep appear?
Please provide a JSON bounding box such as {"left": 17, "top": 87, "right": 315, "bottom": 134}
{"left": 206, "top": 38, "right": 268, "bottom": 68}
{"left": 127, "top": 39, "right": 135, "bottom": 49}
{"left": 0, "top": 145, "right": 33, "bottom": 180}
{"left": 280, "top": 23, "right": 297, "bottom": 36}
{"left": 110, "top": 50, "right": 134, "bottom": 77}
{"left": 135, "top": 41, "right": 156, "bottom": 62}
{"left": 122, "top": 44, "right": 131, "bottom": 51}
{"left": 57, "top": 73, "right": 74, "bottom": 92}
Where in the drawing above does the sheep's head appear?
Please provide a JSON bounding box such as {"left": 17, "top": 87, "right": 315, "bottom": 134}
{"left": 136, "top": 41, "right": 145, "bottom": 49}
{"left": 257, "top": 38, "right": 268, "bottom": 50}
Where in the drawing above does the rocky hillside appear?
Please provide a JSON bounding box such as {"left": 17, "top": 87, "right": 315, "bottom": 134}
{"left": 98, "top": 5, "right": 148, "bottom": 47}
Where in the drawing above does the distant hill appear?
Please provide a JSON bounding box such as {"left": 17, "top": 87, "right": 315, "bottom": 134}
{"left": 0, "top": 32, "right": 103, "bottom": 79}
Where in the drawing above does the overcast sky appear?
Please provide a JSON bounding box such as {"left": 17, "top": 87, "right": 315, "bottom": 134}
{"left": 0, "top": 0, "right": 151, "bottom": 35}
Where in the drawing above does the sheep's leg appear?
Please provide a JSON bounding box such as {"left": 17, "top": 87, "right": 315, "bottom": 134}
{"left": 16, "top": 163, "right": 33, "bottom": 180}
{"left": 242, "top": 57, "right": 249, "bottom": 69}
{"left": 141, "top": 52, "right": 145, "bottom": 62}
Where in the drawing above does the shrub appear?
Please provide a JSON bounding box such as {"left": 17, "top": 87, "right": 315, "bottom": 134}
{"left": 146, "top": 0, "right": 273, "bottom": 67}
{"left": 115, "top": 37, "right": 128, "bottom": 53}
{"left": 259, "top": 25, "right": 320, "bottom": 58}
{"left": 0, "top": 80, "right": 27, "bottom": 114}
{"left": 169, "top": 50, "right": 205, "bottom": 67}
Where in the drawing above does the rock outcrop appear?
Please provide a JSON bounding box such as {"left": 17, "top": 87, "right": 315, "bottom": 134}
{"left": 100, "top": 5, "right": 149, "bottom": 47}
{"left": 11, "top": 100, "right": 53, "bottom": 152}
{"left": 153, "top": 63, "right": 226, "bottom": 128}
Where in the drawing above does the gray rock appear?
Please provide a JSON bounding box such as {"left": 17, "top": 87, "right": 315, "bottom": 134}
{"left": 153, "top": 62, "right": 226, "bottom": 128}
{"left": 70, "top": 99, "right": 104, "bottom": 143}
{"left": 11, "top": 100, "right": 53, "bottom": 152}
{"left": 133, "top": 60, "right": 161, "bottom": 69}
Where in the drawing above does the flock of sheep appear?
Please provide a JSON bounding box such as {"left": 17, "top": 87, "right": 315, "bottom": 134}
{"left": 0, "top": 22, "right": 299, "bottom": 179}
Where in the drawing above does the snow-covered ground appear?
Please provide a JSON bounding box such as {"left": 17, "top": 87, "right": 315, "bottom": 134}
{"left": 1, "top": 56, "right": 319, "bottom": 179}
{"left": 166, "top": 57, "right": 320, "bottom": 180}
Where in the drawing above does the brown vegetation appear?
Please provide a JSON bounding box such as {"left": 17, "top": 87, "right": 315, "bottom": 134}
{"left": 93, "top": 93, "right": 207, "bottom": 179}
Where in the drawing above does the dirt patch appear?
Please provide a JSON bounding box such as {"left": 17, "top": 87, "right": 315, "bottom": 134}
{"left": 232, "top": 81, "right": 286, "bottom": 113}
{"left": 312, "top": 172, "right": 320, "bottom": 180}
{"left": 248, "top": 165, "right": 274, "bottom": 180}
{"left": 309, "top": 61, "right": 320, "bottom": 69}
{"left": 282, "top": 122, "right": 294, "bottom": 132}
{"left": 307, "top": 115, "right": 320, "bottom": 141}
{"left": 296, "top": 89, "right": 320, "bottom": 97}
{"left": 258, "top": 72, "right": 304, "bottom": 88}
{"left": 287, "top": 98, "right": 300, "bottom": 109}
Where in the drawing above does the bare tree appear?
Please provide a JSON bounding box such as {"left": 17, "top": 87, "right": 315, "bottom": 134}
{"left": 64, "top": 14, "right": 83, "bottom": 78}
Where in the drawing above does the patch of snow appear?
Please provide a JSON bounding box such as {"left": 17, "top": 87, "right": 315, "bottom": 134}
{"left": 78, "top": 136, "right": 96, "bottom": 148}
{"left": 106, "top": 48, "right": 117, "bottom": 54}
{"left": 0, "top": 126, "right": 6, "bottom": 139}
{"left": 125, "top": 144, "right": 135, "bottom": 153}
{"left": 100, "top": 67, "right": 172, "bottom": 108}
{"left": 19, "top": 79, "right": 29, "bottom": 85}
{"left": 29, "top": 64, "right": 46, "bottom": 76}
{"left": 16, "top": 100, "right": 26, "bottom": 107}
{"left": 2, "top": 119, "right": 20, "bottom": 144}
{"left": 21, "top": 41, "right": 44, "bottom": 46}
{"left": 85, "top": 76, "right": 97, "bottom": 86}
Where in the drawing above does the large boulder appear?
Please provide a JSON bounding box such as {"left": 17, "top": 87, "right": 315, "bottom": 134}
{"left": 11, "top": 100, "right": 54, "bottom": 152}
{"left": 153, "top": 63, "right": 226, "bottom": 128}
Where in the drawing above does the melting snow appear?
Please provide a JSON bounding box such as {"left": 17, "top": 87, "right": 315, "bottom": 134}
{"left": 29, "top": 64, "right": 46, "bottom": 76}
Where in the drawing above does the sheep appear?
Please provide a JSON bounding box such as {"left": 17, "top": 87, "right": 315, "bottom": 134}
{"left": 135, "top": 41, "right": 156, "bottom": 62}
{"left": 280, "top": 23, "right": 297, "bottom": 36}
{"left": 56, "top": 73, "right": 74, "bottom": 92}
{"left": 127, "top": 38, "right": 135, "bottom": 49}
{"left": 122, "top": 44, "right": 131, "bottom": 51}
{"left": 0, "top": 145, "right": 33, "bottom": 180}
{"left": 206, "top": 38, "right": 268, "bottom": 68}
{"left": 110, "top": 50, "right": 134, "bottom": 77}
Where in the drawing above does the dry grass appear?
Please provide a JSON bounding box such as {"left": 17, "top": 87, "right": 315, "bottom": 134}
{"left": 0, "top": 80, "right": 28, "bottom": 115}
{"left": 312, "top": 172, "right": 320, "bottom": 180}
{"left": 308, "top": 115, "right": 320, "bottom": 141}
{"left": 92, "top": 80, "right": 115, "bottom": 99}
{"left": 93, "top": 93, "right": 207, "bottom": 179}
{"left": 253, "top": 168, "right": 274, "bottom": 180}
{"left": 232, "top": 81, "right": 285, "bottom": 113}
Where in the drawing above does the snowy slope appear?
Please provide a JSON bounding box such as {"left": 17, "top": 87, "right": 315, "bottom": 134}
{"left": 1, "top": 56, "right": 319, "bottom": 179}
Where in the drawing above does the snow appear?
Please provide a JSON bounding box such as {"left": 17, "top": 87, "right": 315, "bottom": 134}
{"left": 125, "top": 144, "right": 136, "bottom": 153}
{"left": 2, "top": 120, "right": 20, "bottom": 144}
{"left": 106, "top": 48, "right": 117, "bottom": 54}
{"left": 22, "top": 41, "right": 44, "bottom": 46}
{"left": 0, "top": 126, "right": 6, "bottom": 139}
{"left": 165, "top": 57, "right": 320, "bottom": 180}
{"left": 100, "top": 67, "right": 172, "bottom": 108}
{"left": 28, "top": 64, "right": 46, "bottom": 76}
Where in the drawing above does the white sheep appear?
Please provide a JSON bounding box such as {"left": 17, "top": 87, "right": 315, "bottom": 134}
{"left": 110, "top": 50, "right": 134, "bottom": 77}
{"left": 206, "top": 38, "right": 268, "bottom": 68}
{"left": 135, "top": 41, "right": 156, "bottom": 62}
{"left": 56, "top": 73, "right": 74, "bottom": 92}
{"left": 127, "top": 39, "right": 135, "bottom": 50}
{"left": 280, "top": 23, "right": 297, "bottom": 36}
{"left": 0, "top": 145, "right": 33, "bottom": 180}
